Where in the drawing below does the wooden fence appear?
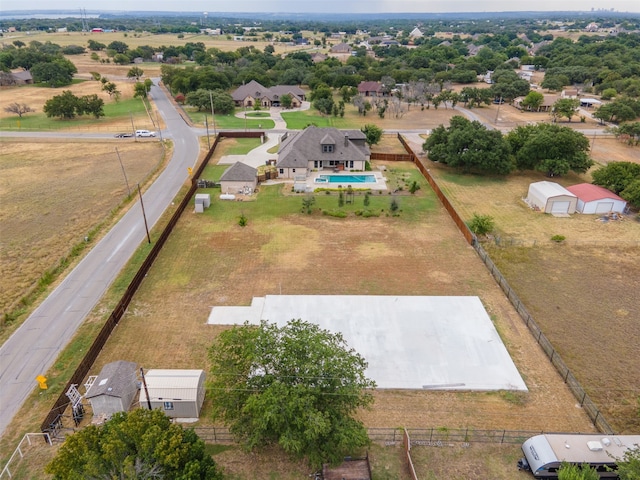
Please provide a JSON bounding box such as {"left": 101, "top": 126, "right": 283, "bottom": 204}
{"left": 39, "top": 132, "right": 261, "bottom": 439}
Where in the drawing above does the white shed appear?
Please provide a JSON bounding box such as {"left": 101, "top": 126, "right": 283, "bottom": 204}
{"left": 526, "top": 181, "right": 577, "bottom": 214}
{"left": 140, "top": 369, "right": 206, "bottom": 419}
{"left": 85, "top": 360, "right": 138, "bottom": 419}
{"left": 566, "top": 183, "right": 627, "bottom": 214}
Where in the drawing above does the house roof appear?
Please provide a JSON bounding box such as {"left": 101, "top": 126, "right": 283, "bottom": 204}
{"left": 566, "top": 183, "right": 625, "bottom": 203}
{"left": 330, "top": 42, "right": 352, "bottom": 53}
{"left": 231, "top": 80, "right": 304, "bottom": 103}
{"left": 530, "top": 181, "right": 576, "bottom": 199}
{"left": 277, "top": 127, "right": 369, "bottom": 169}
{"left": 86, "top": 360, "right": 137, "bottom": 399}
{"left": 357, "top": 81, "right": 382, "bottom": 93}
{"left": 139, "top": 369, "right": 204, "bottom": 402}
{"left": 219, "top": 162, "right": 257, "bottom": 182}
{"left": 11, "top": 70, "right": 33, "bottom": 81}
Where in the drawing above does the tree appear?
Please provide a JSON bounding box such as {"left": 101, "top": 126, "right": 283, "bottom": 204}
{"left": 87, "top": 39, "right": 106, "bottom": 51}
{"left": 591, "top": 162, "right": 640, "bottom": 194}
{"left": 557, "top": 462, "right": 600, "bottom": 480}
{"left": 422, "top": 116, "right": 514, "bottom": 175}
{"left": 45, "top": 409, "right": 223, "bottom": 480}
{"left": 78, "top": 94, "right": 105, "bottom": 119}
{"left": 101, "top": 81, "right": 121, "bottom": 101}
{"left": 107, "top": 40, "right": 129, "bottom": 54}
{"left": 133, "top": 79, "right": 153, "bottom": 98}
{"left": 621, "top": 179, "right": 640, "bottom": 209}
{"left": 4, "top": 102, "right": 34, "bottom": 118}
{"left": 615, "top": 442, "right": 640, "bottom": 480}
{"left": 280, "top": 93, "right": 293, "bottom": 109}
{"left": 361, "top": 124, "right": 383, "bottom": 146}
{"left": 507, "top": 123, "right": 593, "bottom": 177}
{"left": 127, "top": 66, "right": 144, "bottom": 80}
{"left": 553, "top": 98, "right": 580, "bottom": 122}
{"left": 520, "top": 91, "right": 545, "bottom": 111}
{"left": 43, "top": 90, "right": 80, "bottom": 119}
{"left": 467, "top": 213, "right": 495, "bottom": 236}
{"left": 30, "top": 58, "right": 77, "bottom": 87}
{"left": 208, "top": 319, "right": 375, "bottom": 467}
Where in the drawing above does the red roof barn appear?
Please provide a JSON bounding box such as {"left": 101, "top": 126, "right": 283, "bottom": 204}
{"left": 566, "top": 183, "right": 627, "bottom": 214}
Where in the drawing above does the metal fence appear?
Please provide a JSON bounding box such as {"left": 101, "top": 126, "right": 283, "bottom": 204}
{"left": 397, "top": 135, "right": 615, "bottom": 435}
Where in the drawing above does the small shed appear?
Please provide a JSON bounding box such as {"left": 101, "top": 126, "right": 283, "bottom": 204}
{"left": 85, "top": 360, "right": 138, "bottom": 419}
{"left": 526, "top": 181, "right": 577, "bottom": 214}
{"left": 219, "top": 162, "right": 258, "bottom": 195}
{"left": 566, "top": 183, "right": 627, "bottom": 214}
{"left": 140, "top": 369, "right": 206, "bottom": 419}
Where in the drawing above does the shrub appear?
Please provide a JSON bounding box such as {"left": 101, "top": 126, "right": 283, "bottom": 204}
{"left": 322, "top": 209, "right": 348, "bottom": 218}
{"left": 238, "top": 213, "right": 248, "bottom": 227}
{"left": 389, "top": 197, "right": 399, "bottom": 213}
{"left": 409, "top": 181, "right": 421, "bottom": 194}
{"left": 551, "top": 234, "right": 566, "bottom": 243}
{"left": 467, "top": 213, "right": 495, "bottom": 236}
{"left": 363, "top": 192, "right": 370, "bottom": 207}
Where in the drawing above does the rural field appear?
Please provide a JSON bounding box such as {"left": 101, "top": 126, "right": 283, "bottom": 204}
{"left": 422, "top": 150, "right": 640, "bottom": 433}
{"left": 0, "top": 138, "right": 166, "bottom": 337}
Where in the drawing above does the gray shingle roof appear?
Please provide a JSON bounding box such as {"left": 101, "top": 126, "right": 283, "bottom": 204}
{"left": 232, "top": 80, "right": 305, "bottom": 103}
{"left": 86, "top": 360, "right": 137, "bottom": 399}
{"left": 219, "top": 162, "right": 257, "bottom": 182}
{"left": 277, "top": 127, "right": 369, "bottom": 168}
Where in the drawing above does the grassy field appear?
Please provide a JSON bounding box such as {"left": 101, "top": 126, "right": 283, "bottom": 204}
{"left": 0, "top": 138, "right": 167, "bottom": 335}
{"left": 424, "top": 155, "right": 640, "bottom": 433}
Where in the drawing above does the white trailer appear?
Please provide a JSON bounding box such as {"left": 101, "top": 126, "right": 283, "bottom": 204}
{"left": 518, "top": 434, "right": 640, "bottom": 478}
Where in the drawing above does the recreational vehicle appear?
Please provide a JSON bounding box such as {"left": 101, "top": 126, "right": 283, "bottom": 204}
{"left": 518, "top": 434, "right": 640, "bottom": 478}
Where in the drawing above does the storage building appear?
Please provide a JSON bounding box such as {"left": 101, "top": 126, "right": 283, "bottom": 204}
{"left": 526, "top": 181, "right": 577, "bottom": 214}
{"left": 566, "top": 183, "right": 627, "bottom": 214}
{"left": 219, "top": 162, "right": 257, "bottom": 195}
{"left": 85, "top": 360, "right": 138, "bottom": 419}
{"left": 140, "top": 369, "right": 206, "bottom": 419}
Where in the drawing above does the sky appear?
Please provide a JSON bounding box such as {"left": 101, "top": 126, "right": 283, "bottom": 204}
{"left": 6, "top": 0, "right": 640, "bottom": 13}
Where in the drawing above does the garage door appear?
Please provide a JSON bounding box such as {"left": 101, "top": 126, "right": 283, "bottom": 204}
{"left": 595, "top": 202, "right": 614, "bottom": 214}
{"left": 550, "top": 201, "right": 570, "bottom": 214}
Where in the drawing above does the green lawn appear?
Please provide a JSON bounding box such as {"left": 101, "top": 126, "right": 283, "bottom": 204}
{"left": 281, "top": 110, "right": 359, "bottom": 129}
{"left": 186, "top": 110, "right": 275, "bottom": 130}
{"left": 0, "top": 98, "right": 148, "bottom": 131}
{"left": 197, "top": 164, "right": 437, "bottom": 225}
{"left": 223, "top": 138, "right": 263, "bottom": 155}
{"left": 245, "top": 112, "right": 271, "bottom": 117}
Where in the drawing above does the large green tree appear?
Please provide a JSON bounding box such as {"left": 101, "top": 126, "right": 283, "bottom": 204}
{"left": 30, "top": 57, "right": 77, "bottom": 87}
{"left": 507, "top": 123, "right": 593, "bottom": 177}
{"left": 45, "top": 409, "right": 223, "bottom": 480}
{"left": 43, "top": 90, "right": 80, "bottom": 119}
{"left": 185, "top": 88, "right": 234, "bottom": 114}
{"left": 208, "top": 319, "right": 375, "bottom": 467}
{"left": 361, "top": 124, "right": 383, "bottom": 146}
{"left": 591, "top": 162, "right": 640, "bottom": 194}
{"left": 423, "top": 116, "right": 513, "bottom": 174}
{"left": 552, "top": 98, "right": 581, "bottom": 122}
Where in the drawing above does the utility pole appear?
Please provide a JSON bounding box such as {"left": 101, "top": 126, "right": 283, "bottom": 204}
{"left": 205, "top": 115, "right": 210, "bottom": 150}
{"left": 209, "top": 91, "right": 216, "bottom": 136}
{"left": 137, "top": 183, "right": 151, "bottom": 244}
{"left": 130, "top": 111, "right": 136, "bottom": 141}
{"left": 140, "top": 368, "right": 152, "bottom": 410}
{"left": 494, "top": 96, "right": 503, "bottom": 124}
{"left": 115, "top": 148, "right": 131, "bottom": 197}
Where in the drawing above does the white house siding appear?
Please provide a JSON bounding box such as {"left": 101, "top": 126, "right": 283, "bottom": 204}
{"left": 220, "top": 179, "right": 257, "bottom": 194}
{"left": 278, "top": 167, "right": 308, "bottom": 179}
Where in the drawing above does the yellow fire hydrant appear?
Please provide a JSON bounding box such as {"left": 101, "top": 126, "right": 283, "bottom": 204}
{"left": 36, "top": 375, "right": 48, "bottom": 390}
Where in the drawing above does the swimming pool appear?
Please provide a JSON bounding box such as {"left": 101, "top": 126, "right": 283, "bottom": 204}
{"left": 315, "top": 174, "right": 377, "bottom": 184}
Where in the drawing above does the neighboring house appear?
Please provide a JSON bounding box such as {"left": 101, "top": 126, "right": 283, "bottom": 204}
{"left": 467, "top": 44, "right": 484, "bottom": 56}
{"left": 329, "top": 42, "right": 352, "bottom": 55}
{"left": 561, "top": 88, "right": 579, "bottom": 99}
{"left": 566, "top": 183, "right": 627, "bottom": 214}
{"left": 526, "top": 181, "right": 577, "bottom": 214}
{"left": 579, "top": 97, "right": 601, "bottom": 108}
{"left": 513, "top": 94, "right": 558, "bottom": 112}
{"left": 310, "top": 52, "right": 328, "bottom": 63}
{"left": 276, "top": 127, "right": 370, "bottom": 179}
{"left": 219, "top": 161, "right": 258, "bottom": 194}
{"left": 152, "top": 52, "right": 164, "bottom": 62}
{"left": 139, "top": 369, "right": 206, "bottom": 419}
{"left": 11, "top": 70, "right": 33, "bottom": 85}
{"left": 85, "top": 360, "right": 138, "bottom": 419}
{"left": 409, "top": 27, "right": 424, "bottom": 38}
{"left": 357, "top": 81, "right": 384, "bottom": 97}
{"left": 231, "top": 80, "right": 306, "bottom": 108}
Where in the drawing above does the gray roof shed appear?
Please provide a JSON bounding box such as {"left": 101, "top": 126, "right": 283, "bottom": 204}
{"left": 219, "top": 162, "right": 257, "bottom": 182}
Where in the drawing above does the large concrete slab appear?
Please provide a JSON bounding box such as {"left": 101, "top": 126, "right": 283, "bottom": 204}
{"left": 208, "top": 295, "right": 527, "bottom": 391}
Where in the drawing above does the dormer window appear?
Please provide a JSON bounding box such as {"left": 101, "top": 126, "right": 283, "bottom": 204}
{"left": 322, "top": 144, "right": 334, "bottom": 153}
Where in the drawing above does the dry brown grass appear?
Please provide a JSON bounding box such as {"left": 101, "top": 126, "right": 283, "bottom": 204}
{"left": 86, "top": 156, "right": 594, "bottom": 436}
{"left": 0, "top": 138, "right": 165, "bottom": 336}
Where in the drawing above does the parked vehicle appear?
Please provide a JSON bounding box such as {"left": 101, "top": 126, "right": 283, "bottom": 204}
{"left": 135, "top": 130, "right": 156, "bottom": 137}
{"left": 518, "top": 434, "right": 640, "bottom": 478}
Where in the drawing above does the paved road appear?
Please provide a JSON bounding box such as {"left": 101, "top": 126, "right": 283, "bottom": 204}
{"left": 0, "top": 81, "right": 200, "bottom": 437}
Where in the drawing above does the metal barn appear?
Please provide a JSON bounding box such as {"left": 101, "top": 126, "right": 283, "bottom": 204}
{"left": 140, "top": 369, "right": 206, "bottom": 419}
{"left": 526, "top": 181, "right": 577, "bottom": 214}
{"left": 566, "top": 183, "right": 627, "bottom": 214}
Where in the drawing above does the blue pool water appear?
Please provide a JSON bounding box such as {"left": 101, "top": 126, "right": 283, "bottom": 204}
{"left": 315, "top": 174, "right": 376, "bottom": 184}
